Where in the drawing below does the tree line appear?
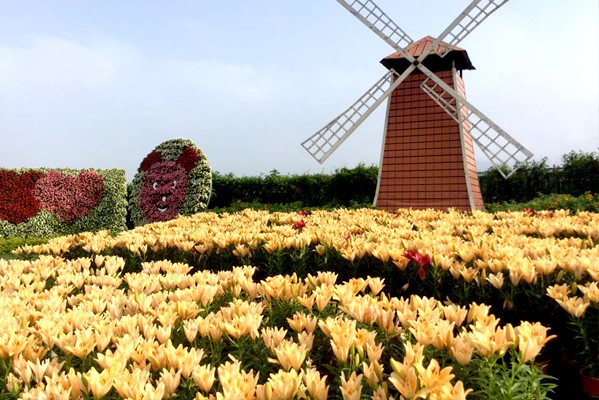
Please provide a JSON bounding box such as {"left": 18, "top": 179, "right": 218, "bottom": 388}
{"left": 207, "top": 150, "right": 599, "bottom": 208}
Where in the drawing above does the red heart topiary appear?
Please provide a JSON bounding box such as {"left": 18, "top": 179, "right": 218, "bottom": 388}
{"left": 0, "top": 170, "right": 44, "bottom": 224}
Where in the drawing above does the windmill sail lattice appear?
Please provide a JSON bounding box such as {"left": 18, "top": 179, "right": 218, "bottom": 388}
{"left": 301, "top": 70, "right": 394, "bottom": 163}
{"left": 336, "top": 0, "right": 414, "bottom": 51}
{"left": 302, "top": 68, "right": 411, "bottom": 163}
{"left": 435, "top": 0, "right": 510, "bottom": 56}
{"left": 420, "top": 77, "right": 533, "bottom": 178}
{"left": 302, "top": 0, "right": 533, "bottom": 210}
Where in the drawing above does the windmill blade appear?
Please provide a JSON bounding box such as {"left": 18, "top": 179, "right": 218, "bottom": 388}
{"left": 336, "top": 0, "right": 414, "bottom": 52}
{"left": 337, "top": 0, "right": 509, "bottom": 64}
{"left": 435, "top": 0, "right": 510, "bottom": 57}
{"left": 419, "top": 70, "right": 532, "bottom": 178}
{"left": 329, "top": 0, "right": 519, "bottom": 172}
{"left": 336, "top": 0, "right": 443, "bottom": 65}
{"left": 302, "top": 67, "right": 413, "bottom": 163}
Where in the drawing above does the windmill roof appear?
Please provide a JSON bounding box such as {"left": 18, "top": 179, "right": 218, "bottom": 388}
{"left": 381, "top": 36, "right": 475, "bottom": 73}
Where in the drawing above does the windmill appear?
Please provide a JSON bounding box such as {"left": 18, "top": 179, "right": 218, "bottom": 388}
{"left": 301, "top": 0, "right": 533, "bottom": 211}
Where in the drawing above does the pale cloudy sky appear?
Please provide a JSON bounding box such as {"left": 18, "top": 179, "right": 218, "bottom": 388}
{"left": 1, "top": 1, "right": 597, "bottom": 181}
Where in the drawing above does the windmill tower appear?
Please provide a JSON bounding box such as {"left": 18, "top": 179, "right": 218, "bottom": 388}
{"left": 301, "top": 0, "right": 533, "bottom": 211}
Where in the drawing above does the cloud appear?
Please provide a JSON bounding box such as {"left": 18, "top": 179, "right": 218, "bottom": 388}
{"left": 164, "top": 59, "right": 275, "bottom": 103}
{"left": 0, "top": 35, "right": 277, "bottom": 105}
{"left": 0, "top": 35, "right": 358, "bottom": 178}
{"left": 0, "top": 36, "right": 131, "bottom": 90}
{"left": 0, "top": 38, "right": 232, "bottom": 173}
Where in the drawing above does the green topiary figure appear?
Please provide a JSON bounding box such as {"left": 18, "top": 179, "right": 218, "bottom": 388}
{"left": 128, "top": 138, "right": 212, "bottom": 226}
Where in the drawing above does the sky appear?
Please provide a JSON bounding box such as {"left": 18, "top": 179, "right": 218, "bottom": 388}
{"left": 1, "top": 1, "right": 598, "bottom": 181}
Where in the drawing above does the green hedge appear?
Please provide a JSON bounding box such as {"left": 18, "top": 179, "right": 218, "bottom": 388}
{"left": 480, "top": 150, "right": 599, "bottom": 203}
{"left": 208, "top": 164, "right": 378, "bottom": 209}
{"left": 208, "top": 150, "right": 598, "bottom": 209}
{"left": 0, "top": 168, "right": 127, "bottom": 238}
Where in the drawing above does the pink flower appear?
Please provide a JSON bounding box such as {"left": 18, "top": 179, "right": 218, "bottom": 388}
{"left": 34, "top": 171, "right": 104, "bottom": 223}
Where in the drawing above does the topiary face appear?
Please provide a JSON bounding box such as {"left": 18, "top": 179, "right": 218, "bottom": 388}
{"left": 140, "top": 161, "right": 188, "bottom": 222}
{"left": 129, "top": 139, "right": 212, "bottom": 227}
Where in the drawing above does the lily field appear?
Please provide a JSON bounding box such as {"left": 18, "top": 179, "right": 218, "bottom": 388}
{"left": 2, "top": 208, "right": 599, "bottom": 399}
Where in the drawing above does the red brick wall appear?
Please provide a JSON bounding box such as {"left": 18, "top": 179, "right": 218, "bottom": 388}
{"left": 455, "top": 71, "right": 484, "bottom": 210}
{"left": 374, "top": 69, "right": 484, "bottom": 211}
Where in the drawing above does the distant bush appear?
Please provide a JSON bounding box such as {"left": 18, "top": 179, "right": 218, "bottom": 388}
{"left": 479, "top": 150, "right": 598, "bottom": 203}
{"left": 210, "top": 151, "right": 598, "bottom": 209}
{"left": 208, "top": 164, "right": 378, "bottom": 209}
{"left": 479, "top": 158, "right": 551, "bottom": 203}
{"left": 0, "top": 237, "right": 48, "bottom": 255}
{"left": 485, "top": 192, "right": 599, "bottom": 213}
{"left": 560, "top": 150, "right": 599, "bottom": 195}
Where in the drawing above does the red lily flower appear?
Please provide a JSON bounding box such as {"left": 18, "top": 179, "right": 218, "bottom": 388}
{"left": 292, "top": 219, "right": 306, "bottom": 231}
{"left": 403, "top": 250, "right": 431, "bottom": 267}
{"left": 403, "top": 250, "right": 432, "bottom": 280}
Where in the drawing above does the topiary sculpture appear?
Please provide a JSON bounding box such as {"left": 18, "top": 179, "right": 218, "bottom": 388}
{"left": 128, "top": 138, "right": 212, "bottom": 226}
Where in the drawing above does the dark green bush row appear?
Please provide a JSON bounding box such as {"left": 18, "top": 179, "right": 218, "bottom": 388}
{"left": 480, "top": 150, "right": 599, "bottom": 203}
{"left": 485, "top": 192, "right": 599, "bottom": 213}
{"left": 208, "top": 164, "right": 378, "bottom": 209}
{"left": 207, "top": 150, "right": 598, "bottom": 208}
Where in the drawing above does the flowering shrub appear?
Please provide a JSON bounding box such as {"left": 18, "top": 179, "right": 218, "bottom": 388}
{"left": 292, "top": 219, "right": 306, "bottom": 231}
{"left": 0, "top": 170, "right": 43, "bottom": 224}
{"left": 25, "top": 208, "right": 598, "bottom": 284}
{"left": 129, "top": 138, "right": 212, "bottom": 226}
{"left": 34, "top": 170, "right": 105, "bottom": 223}
{"left": 0, "top": 169, "right": 127, "bottom": 238}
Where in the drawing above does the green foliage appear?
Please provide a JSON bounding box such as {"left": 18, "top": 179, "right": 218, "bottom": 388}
{"left": 485, "top": 192, "right": 599, "bottom": 213}
{"left": 456, "top": 355, "right": 556, "bottom": 399}
{"left": 566, "top": 306, "right": 599, "bottom": 378}
{"left": 480, "top": 151, "right": 599, "bottom": 203}
{"left": 209, "top": 164, "right": 378, "bottom": 208}
{"left": 561, "top": 150, "right": 599, "bottom": 195}
{"left": 0, "top": 169, "right": 127, "bottom": 238}
{"left": 0, "top": 237, "right": 48, "bottom": 255}
{"left": 479, "top": 158, "right": 551, "bottom": 203}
